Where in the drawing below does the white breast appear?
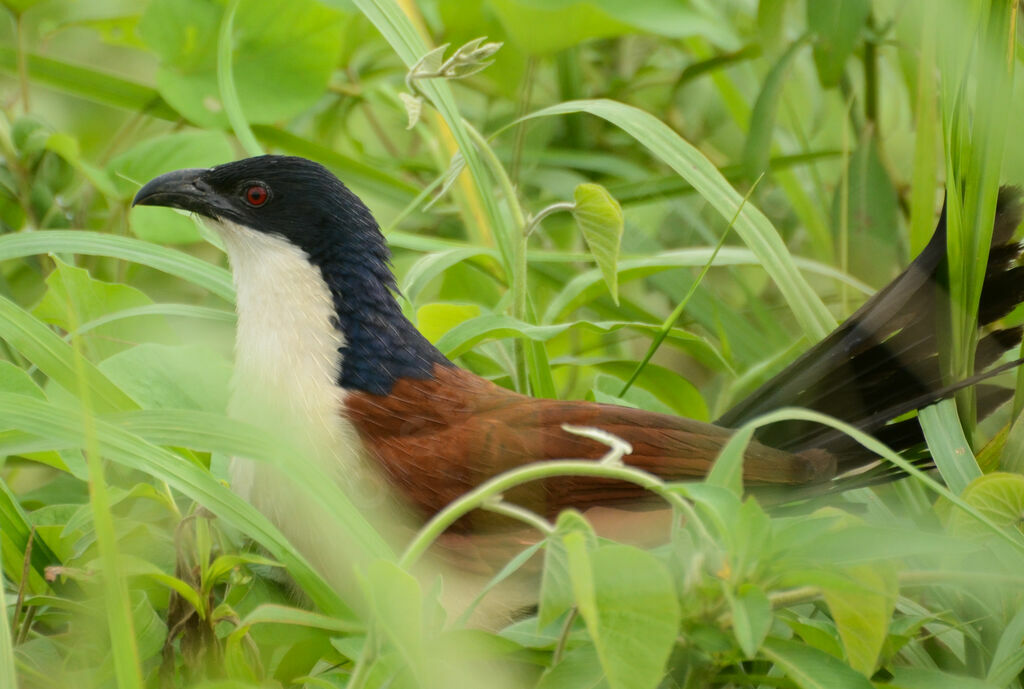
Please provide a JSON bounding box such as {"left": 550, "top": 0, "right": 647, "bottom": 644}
{"left": 210, "top": 219, "right": 371, "bottom": 536}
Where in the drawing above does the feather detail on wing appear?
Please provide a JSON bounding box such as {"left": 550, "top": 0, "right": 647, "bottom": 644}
{"left": 345, "top": 365, "right": 833, "bottom": 525}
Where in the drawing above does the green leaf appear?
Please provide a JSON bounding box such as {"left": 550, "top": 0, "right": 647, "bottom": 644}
{"left": 415, "top": 302, "right": 483, "bottom": 344}
{"left": 536, "top": 643, "right": 609, "bottom": 689}
{"left": 920, "top": 402, "right": 982, "bottom": 496}
{"left": 138, "top": 0, "right": 344, "bottom": 128}
{"left": 761, "top": 637, "right": 874, "bottom": 689}
{"left": 363, "top": 560, "right": 426, "bottom": 680}
{"left": 487, "top": 0, "right": 737, "bottom": 54}
{"left": 833, "top": 131, "right": 902, "bottom": 286}
{"left": 0, "top": 359, "right": 45, "bottom": 398}
{"left": 887, "top": 667, "right": 1001, "bottom": 689}
{"left": 570, "top": 544, "right": 681, "bottom": 689}
{"left": 514, "top": 99, "right": 837, "bottom": 340}
{"left": 100, "top": 344, "right": 232, "bottom": 413}
{"left": 987, "top": 605, "right": 1024, "bottom": 687}
{"left": 0, "top": 294, "right": 138, "bottom": 413}
{"left": 572, "top": 183, "right": 624, "bottom": 304}
{"left": 727, "top": 583, "right": 772, "bottom": 658}
{"left": 743, "top": 35, "right": 809, "bottom": 179}
{"left": 539, "top": 510, "right": 597, "bottom": 628}
{"left": 806, "top": 0, "right": 869, "bottom": 87}
{"left": 108, "top": 131, "right": 234, "bottom": 243}
{"left": 33, "top": 257, "right": 174, "bottom": 361}
{"left": 948, "top": 472, "right": 1024, "bottom": 540}
{"left": 821, "top": 565, "right": 896, "bottom": 676}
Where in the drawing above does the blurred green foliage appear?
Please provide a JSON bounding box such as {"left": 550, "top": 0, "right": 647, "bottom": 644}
{"left": 1, "top": 0, "right": 1024, "bottom": 688}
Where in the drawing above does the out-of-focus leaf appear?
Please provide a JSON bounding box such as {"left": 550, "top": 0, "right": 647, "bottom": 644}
{"left": 761, "top": 637, "right": 874, "bottom": 689}
{"left": 887, "top": 667, "right": 1001, "bottom": 689}
{"left": 569, "top": 544, "right": 680, "bottom": 689}
{"left": 727, "top": 583, "right": 772, "bottom": 657}
{"left": 743, "top": 35, "right": 809, "bottom": 179}
{"left": 539, "top": 510, "right": 596, "bottom": 628}
{"left": 100, "top": 344, "right": 232, "bottom": 413}
{"left": 536, "top": 643, "right": 608, "bottom": 689}
{"left": 138, "top": 0, "right": 344, "bottom": 128}
{"left": 416, "top": 302, "right": 483, "bottom": 344}
{"left": 33, "top": 257, "right": 174, "bottom": 361}
{"left": 109, "top": 131, "right": 234, "bottom": 243}
{"left": 833, "top": 132, "right": 903, "bottom": 285}
{"left": 572, "top": 183, "right": 623, "bottom": 304}
{"left": 806, "top": 0, "right": 869, "bottom": 87}
{"left": 821, "top": 565, "right": 896, "bottom": 676}
{"left": 948, "top": 472, "right": 1024, "bottom": 540}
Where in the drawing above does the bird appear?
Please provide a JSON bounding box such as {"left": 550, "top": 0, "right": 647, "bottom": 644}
{"left": 132, "top": 155, "right": 1024, "bottom": 545}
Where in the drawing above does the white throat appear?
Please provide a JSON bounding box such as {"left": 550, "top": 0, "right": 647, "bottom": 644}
{"left": 210, "top": 219, "right": 362, "bottom": 504}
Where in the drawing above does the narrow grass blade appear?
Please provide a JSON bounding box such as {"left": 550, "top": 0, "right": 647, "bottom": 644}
{"left": 0, "top": 231, "right": 234, "bottom": 301}
{"left": 510, "top": 99, "right": 837, "bottom": 340}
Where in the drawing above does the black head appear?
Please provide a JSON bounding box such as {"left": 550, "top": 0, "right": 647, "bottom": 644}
{"left": 133, "top": 155, "right": 380, "bottom": 257}
{"left": 134, "top": 155, "right": 452, "bottom": 395}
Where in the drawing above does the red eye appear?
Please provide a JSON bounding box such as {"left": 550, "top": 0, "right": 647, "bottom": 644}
{"left": 245, "top": 184, "right": 269, "bottom": 206}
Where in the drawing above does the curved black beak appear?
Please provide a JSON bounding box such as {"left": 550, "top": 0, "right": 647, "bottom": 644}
{"left": 132, "top": 168, "right": 219, "bottom": 217}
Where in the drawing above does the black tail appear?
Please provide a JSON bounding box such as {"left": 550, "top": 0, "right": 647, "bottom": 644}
{"left": 717, "top": 187, "right": 1024, "bottom": 482}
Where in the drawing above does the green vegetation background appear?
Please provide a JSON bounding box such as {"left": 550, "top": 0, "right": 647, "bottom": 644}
{"left": 2, "top": 0, "right": 1024, "bottom": 688}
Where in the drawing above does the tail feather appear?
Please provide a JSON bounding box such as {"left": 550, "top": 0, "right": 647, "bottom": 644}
{"left": 717, "top": 187, "right": 1024, "bottom": 480}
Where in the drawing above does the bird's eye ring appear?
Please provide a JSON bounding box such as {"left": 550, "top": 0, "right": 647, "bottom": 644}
{"left": 244, "top": 184, "right": 269, "bottom": 207}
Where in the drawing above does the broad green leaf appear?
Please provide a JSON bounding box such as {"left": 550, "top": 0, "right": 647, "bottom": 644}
{"left": 539, "top": 510, "right": 597, "bottom": 628}
{"left": 514, "top": 99, "right": 836, "bottom": 340}
{"left": 131, "top": 592, "right": 168, "bottom": 663}
{"left": 108, "top": 131, "right": 234, "bottom": 243}
{"left": 761, "top": 637, "right": 873, "bottom": 689}
{"left": 573, "top": 183, "right": 624, "bottom": 304}
{"left": 806, "top": 0, "right": 869, "bottom": 87}
{"left": 821, "top": 565, "right": 896, "bottom": 676}
{"left": 100, "top": 344, "right": 231, "bottom": 413}
{"left": 0, "top": 476, "right": 62, "bottom": 590}
{"left": 0, "top": 359, "right": 45, "bottom": 398}
{"left": 487, "top": 0, "right": 737, "bottom": 54}
{"left": 536, "top": 643, "right": 608, "bottom": 689}
{"left": 948, "top": 472, "right": 1024, "bottom": 540}
{"left": 139, "top": 0, "right": 344, "bottom": 128}
{"left": 727, "top": 583, "right": 772, "bottom": 658}
{"left": 33, "top": 257, "right": 174, "bottom": 361}
{"left": 570, "top": 544, "right": 681, "bottom": 689}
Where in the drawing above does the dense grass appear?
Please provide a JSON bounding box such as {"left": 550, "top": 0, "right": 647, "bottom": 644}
{"left": 2, "top": 0, "right": 1024, "bottom": 687}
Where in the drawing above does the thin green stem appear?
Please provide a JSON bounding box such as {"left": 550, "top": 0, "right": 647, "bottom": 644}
{"left": 620, "top": 175, "right": 762, "bottom": 396}
{"left": 524, "top": 202, "right": 575, "bottom": 239}
{"left": 399, "top": 456, "right": 710, "bottom": 569}
{"left": 483, "top": 500, "right": 555, "bottom": 535}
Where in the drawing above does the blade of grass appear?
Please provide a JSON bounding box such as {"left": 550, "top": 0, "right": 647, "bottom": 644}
{"left": 507, "top": 99, "right": 836, "bottom": 341}
{"left": 0, "top": 394, "right": 353, "bottom": 618}
{"left": 0, "top": 231, "right": 234, "bottom": 301}
{"left": 619, "top": 175, "right": 762, "bottom": 396}
{"left": 0, "top": 553, "right": 16, "bottom": 689}
{"left": 217, "top": 0, "right": 263, "bottom": 156}
{"left": 919, "top": 401, "right": 982, "bottom": 495}
{"left": 0, "top": 294, "right": 137, "bottom": 413}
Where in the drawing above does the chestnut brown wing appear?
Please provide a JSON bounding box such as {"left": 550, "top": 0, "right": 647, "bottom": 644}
{"left": 345, "top": 365, "right": 834, "bottom": 523}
